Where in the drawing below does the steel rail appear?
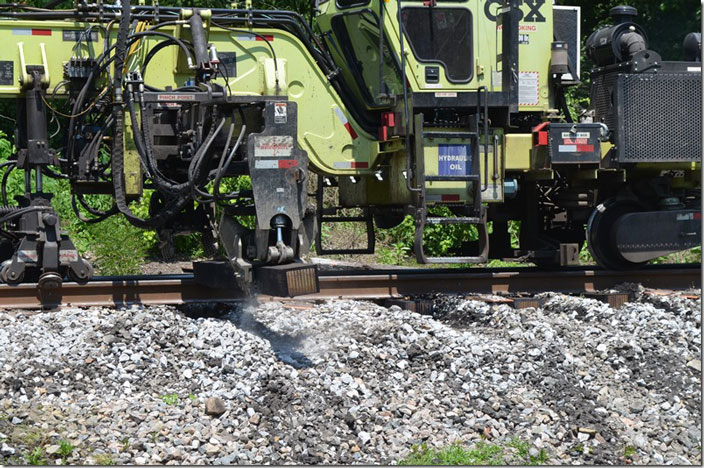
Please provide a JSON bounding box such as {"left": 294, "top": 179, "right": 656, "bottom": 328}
{"left": 0, "top": 265, "right": 700, "bottom": 310}
{"left": 0, "top": 278, "right": 246, "bottom": 310}
{"left": 312, "top": 264, "right": 702, "bottom": 298}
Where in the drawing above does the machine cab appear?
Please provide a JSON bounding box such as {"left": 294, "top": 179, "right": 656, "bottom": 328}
{"left": 315, "top": 0, "right": 553, "bottom": 113}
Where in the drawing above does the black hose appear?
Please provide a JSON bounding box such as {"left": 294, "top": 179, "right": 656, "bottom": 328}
{"left": 208, "top": 119, "right": 235, "bottom": 195}
{"left": 109, "top": 0, "right": 170, "bottom": 228}
{"left": 141, "top": 38, "right": 193, "bottom": 79}
{"left": 41, "top": 166, "right": 68, "bottom": 180}
{"left": 187, "top": 116, "right": 227, "bottom": 188}
{"left": 1, "top": 161, "right": 16, "bottom": 206}
{"left": 0, "top": 205, "right": 20, "bottom": 215}
{"left": 71, "top": 193, "right": 119, "bottom": 223}
{"left": 67, "top": 28, "right": 192, "bottom": 164}
{"left": 128, "top": 31, "right": 194, "bottom": 67}
{"left": 192, "top": 117, "right": 246, "bottom": 204}
{"left": 211, "top": 21, "right": 279, "bottom": 81}
{"left": 213, "top": 122, "right": 247, "bottom": 203}
{"left": 558, "top": 87, "right": 574, "bottom": 123}
{"left": 102, "top": 9, "right": 211, "bottom": 222}
{"left": 0, "top": 206, "right": 52, "bottom": 225}
{"left": 66, "top": 55, "right": 116, "bottom": 165}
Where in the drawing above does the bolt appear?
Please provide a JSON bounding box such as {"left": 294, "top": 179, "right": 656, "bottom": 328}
{"left": 43, "top": 213, "right": 58, "bottom": 226}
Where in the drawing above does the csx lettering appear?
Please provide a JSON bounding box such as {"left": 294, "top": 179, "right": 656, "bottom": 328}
{"left": 483, "top": 0, "right": 546, "bottom": 23}
{"left": 524, "top": 0, "right": 546, "bottom": 22}
{"left": 484, "top": 0, "right": 503, "bottom": 22}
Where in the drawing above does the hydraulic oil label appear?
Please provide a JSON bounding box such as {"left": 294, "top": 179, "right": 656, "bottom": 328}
{"left": 438, "top": 144, "right": 472, "bottom": 176}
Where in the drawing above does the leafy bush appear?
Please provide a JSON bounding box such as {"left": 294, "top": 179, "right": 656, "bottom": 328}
{"left": 378, "top": 206, "right": 479, "bottom": 259}
{"left": 0, "top": 131, "right": 151, "bottom": 275}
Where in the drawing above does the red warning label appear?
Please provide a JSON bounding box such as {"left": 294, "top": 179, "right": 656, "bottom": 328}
{"left": 254, "top": 136, "right": 294, "bottom": 157}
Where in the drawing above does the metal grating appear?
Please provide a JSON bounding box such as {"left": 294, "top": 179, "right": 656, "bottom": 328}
{"left": 617, "top": 73, "right": 702, "bottom": 162}
{"left": 256, "top": 263, "right": 319, "bottom": 297}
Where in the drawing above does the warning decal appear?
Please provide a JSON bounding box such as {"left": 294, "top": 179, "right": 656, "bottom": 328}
{"left": 438, "top": 144, "right": 472, "bottom": 176}
{"left": 559, "top": 144, "right": 595, "bottom": 153}
{"left": 274, "top": 102, "right": 287, "bottom": 124}
{"left": 518, "top": 72, "right": 540, "bottom": 106}
{"left": 562, "top": 132, "right": 590, "bottom": 139}
{"left": 254, "top": 136, "right": 294, "bottom": 157}
{"left": 0, "top": 61, "right": 13, "bottom": 86}
{"left": 254, "top": 159, "right": 298, "bottom": 169}
{"left": 63, "top": 30, "right": 98, "bottom": 42}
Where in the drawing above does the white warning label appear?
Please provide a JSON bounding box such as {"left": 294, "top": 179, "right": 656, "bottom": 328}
{"left": 59, "top": 250, "right": 79, "bottom": 263}
{"left": 518, "top": 72, "right": 540, "bottom": 106}
{"left": 254, "top": 136, "right": 293, "bottom": 157}
{"left": 254, "top": 160, "right": 279, "bottom": 169}
{"left": 157, "top": 94, "right": 196, "bottom": 101}
{"left": 18, "top": 250, "right": 38, "bottom": 262}
{"left": 561, "top": 132, "right": 591, "bottom": 139}
{"left": 274, "top": 102, "right": 287, "bottom": 124}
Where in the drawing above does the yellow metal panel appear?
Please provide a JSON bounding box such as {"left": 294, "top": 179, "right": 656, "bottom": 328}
{"left": 504, "top": 134, "right": 532, "bottom": 170}
{"left": 123, "top": 113, "right": 142, "bottom": 197}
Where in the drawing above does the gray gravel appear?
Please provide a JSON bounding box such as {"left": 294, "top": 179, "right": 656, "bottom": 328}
{"left": 0, "top": 289, "right": 700, "bottom": 465}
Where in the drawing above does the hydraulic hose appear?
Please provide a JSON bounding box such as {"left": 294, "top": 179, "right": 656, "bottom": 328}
{"left": 110, "top": 0, "right": 135, "bottom": 219}
{"left": 71, "top": 194, "right": 119, "bottom": 224}
{"left": 109, "top": 0, "right": 188, "bottom": 229}
{"left": 213, "top": 122, "right": 247, "bottom": 203}
{"left": 0, "top": 206, "right": 52, "bottom": 225}
{"left": 0, "top": 205, "right": 20, "bottom": 216}
{"left": 1, "top": 161, "right": 16, "bottom": 206}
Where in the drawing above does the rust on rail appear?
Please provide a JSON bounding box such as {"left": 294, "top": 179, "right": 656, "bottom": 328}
{"left": 0, "top": 278, "right": 245, "bottom": 310}
{"left": 0, "top": 265, "right": 700, "bottom": 310}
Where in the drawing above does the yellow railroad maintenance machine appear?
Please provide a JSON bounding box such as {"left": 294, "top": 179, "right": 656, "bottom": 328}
{"left": 0, "top": 1, "right": 700, "bottom": 296}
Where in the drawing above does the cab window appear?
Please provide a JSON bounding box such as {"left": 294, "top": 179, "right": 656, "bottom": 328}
{"left": 401, "top": 7, "right": 474, "bottom": 83}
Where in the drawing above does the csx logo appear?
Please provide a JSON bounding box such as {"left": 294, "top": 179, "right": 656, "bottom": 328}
{"left": 484, "top": 0, "right": 546, "bottom": 23}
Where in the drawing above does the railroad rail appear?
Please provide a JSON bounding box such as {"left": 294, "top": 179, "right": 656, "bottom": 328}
{"left": 0, "top": 264, "right": 700, "bottom": 310}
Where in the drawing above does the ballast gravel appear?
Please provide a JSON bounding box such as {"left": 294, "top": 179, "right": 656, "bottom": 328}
{"left": 0, "top": 289, "right": 700, "bottom": 465}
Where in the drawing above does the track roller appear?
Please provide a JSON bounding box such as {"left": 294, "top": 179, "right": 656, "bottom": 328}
{"left": 587, "top": 198, "right": 701, "bottom": 270}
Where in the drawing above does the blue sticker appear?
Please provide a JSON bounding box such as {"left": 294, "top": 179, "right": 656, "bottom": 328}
{"left": 438, "top": 144, "right": 472, "bottom": 176}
